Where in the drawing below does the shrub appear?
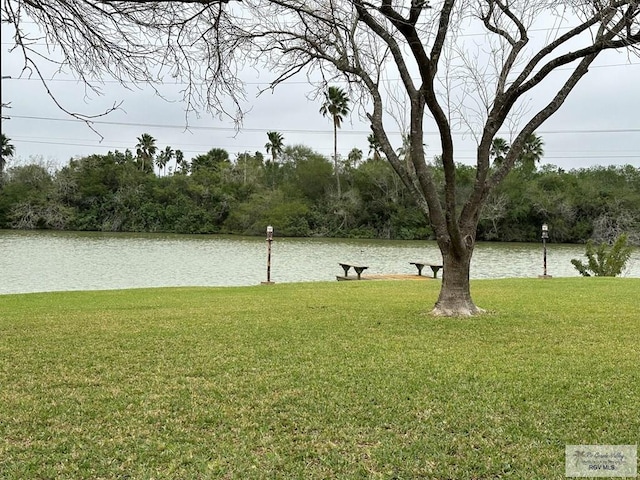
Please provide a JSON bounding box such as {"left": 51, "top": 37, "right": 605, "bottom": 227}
{"left": 571, "top": 233, "right": 633, "bottom": 277}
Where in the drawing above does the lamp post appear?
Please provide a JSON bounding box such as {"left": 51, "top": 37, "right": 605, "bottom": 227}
{"left": 539, "top": 223, "right": 552, "bottom": 279}
{"left": 262, "top": 225, "right": 275, "bottom": 285}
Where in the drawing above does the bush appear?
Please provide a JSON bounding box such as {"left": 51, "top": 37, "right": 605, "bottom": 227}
{"left": 571, "top": 233, "right": 633, "bottom": 277}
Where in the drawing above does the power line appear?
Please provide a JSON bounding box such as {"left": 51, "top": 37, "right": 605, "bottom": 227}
{"left": 7, "top": 114, "right": 640, "bottom": 137}
{"left": 0, "top": 62, "right": 637, "bottom": 86}
{"left": 10, "top": 134, "right": 640, "bottom": 154}
{"left": 0, "top": 22, "right": 617, "bottom": 43}
{"left": 9, "top": 137, "right": 638, "bottom": 160}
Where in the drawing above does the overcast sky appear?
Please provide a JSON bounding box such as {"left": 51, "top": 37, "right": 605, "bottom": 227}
{"left": 1, "top": 16, "right": 639, "bottom": 173}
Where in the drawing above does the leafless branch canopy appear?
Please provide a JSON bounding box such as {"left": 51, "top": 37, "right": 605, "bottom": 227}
{"left": 2, "top": 0, "right": 247, "bottom": 136}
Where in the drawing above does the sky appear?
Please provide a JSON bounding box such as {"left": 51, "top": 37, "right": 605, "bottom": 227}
{"left": 1, "top": 12, "right": 639, "bottom": 173}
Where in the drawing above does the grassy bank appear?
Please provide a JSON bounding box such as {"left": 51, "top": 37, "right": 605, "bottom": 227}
{"left": 1, "top": 278, "right": 638, "bottom": 479}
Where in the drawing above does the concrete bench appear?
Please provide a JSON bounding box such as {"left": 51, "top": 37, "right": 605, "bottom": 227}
{"left": 410, "top": 262, "right": 443, "bottom": 278}
{"left": 338, "top": 263, "right": 369, "bottom": 280}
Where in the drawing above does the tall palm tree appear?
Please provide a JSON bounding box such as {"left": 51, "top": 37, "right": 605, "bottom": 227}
{"left": 265, "top": 131, "right": 284, "bottom": 163}
{"left": 135, "top": 133, "right": 157, "bottom": 173}
{"left": 518, "top": 133, "right": 545, "bottom": 171}
{"left": 490, "top": 137, "right": 510, "bottom": 167}
{"left": 320, "top": 86, "right": 350, "bottom": 197}
{"left": 1, "top": 133, "right": 15, "bottom": 177}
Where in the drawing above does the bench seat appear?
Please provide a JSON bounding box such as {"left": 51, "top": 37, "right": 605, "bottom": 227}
{"left": 338, "top": 263, "right": 369, "bottom": 280}
{"left": 409, "top": 262, "right": 443, "bottom": 278}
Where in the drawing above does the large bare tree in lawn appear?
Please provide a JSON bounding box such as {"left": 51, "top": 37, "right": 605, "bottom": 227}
{"left": 3, "top": 0, "right": 638, "bottom": 315}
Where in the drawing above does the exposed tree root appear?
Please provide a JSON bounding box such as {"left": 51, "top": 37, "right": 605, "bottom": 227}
{"left": 430, "top": 304, "right": 486, "bottom": 317}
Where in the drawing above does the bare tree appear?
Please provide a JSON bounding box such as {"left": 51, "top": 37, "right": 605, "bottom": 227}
{"left": 480, "top": 193, "right": 508, "bottom": 240}
{"left": 3, "top": 0, "right": 639, "bottom": 315}
{"left": 2, "top": 0, "right": 246, "bottom": 137}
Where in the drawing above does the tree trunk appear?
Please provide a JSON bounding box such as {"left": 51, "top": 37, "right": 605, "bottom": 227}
{"left": 432, "top": 243, "right": 483, "bottom": 316}
{"left": 334, "top": 122, "right": 341, "bottom": 197}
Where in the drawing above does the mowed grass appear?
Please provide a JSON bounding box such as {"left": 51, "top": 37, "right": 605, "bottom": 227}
{"left": 1, "top": 278, "right": 638, "bottom": 479}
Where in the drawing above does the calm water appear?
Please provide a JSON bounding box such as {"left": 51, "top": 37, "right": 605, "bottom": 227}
{"left": 1, "top": 230, "right": 639, "bottom": 294}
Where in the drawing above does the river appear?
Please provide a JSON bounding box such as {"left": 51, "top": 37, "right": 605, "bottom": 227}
{"left": 1, "top": 230, "right": 638, "bottom": 295}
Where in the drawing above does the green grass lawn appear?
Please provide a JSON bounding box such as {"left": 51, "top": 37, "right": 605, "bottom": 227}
{"left": 1, "top": 278, "right": 638, "bottom": 479}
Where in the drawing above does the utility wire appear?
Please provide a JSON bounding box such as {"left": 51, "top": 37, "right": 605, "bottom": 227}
{"left": 0, "top": 62, "right": 636, "bottom": 86}
{"left": 9, "top": 137, "right": 639, "bottom": 161}
{"left": 7, "top": 114, "right": 640, "bottom": 137}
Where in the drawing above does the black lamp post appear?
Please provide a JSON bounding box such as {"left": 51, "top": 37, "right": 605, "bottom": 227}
{"left": 262, "top": 225, "right": 274, "bottom": 285}
{"left": 540, "top": 223, "right": 552, "bottom": 278}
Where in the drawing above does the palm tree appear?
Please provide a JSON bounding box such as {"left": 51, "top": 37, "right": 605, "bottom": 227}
{"left": 490, "top": 137, "right": 510, "bottom": 167}
{"left": 518, "top": 133, "right": 544, "bottom": 171}
{"left": 397, "top": 132, "right": 425, "bottom": 175}
{"left": 367, "top": 133, "right": 382, "bottom": 161}
{"left": 175, "top": 149, "right": 186, "bottom": 174}
{"left": 135, "top": 133, "right": 157, "bottom": 173}
{"left": 396, "top": 132, "right": 411, "bottom": 156}
{"left": 320, "top": 86, "right": 350, "bottom": 197}
{"left": 265, "top": 131, "right": 284, "bottom": 163}
{"left": 1, "top": 133, "right": 15, "bottom": 177}
{"left": 156, "top": 145, "right": 174, "bottom": 176}
{"left": 155, "top": 150, "right": 167, "bottom": 176}
{"left": 165, "top": 146, "right": 175, "bottom": 175}
{"left": 346, "top": 147, "right": 363, "bottom": 170}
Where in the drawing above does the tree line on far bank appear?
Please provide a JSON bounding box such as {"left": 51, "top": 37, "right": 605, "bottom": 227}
{"left": 1, "top": 132, "right": 639, "bottom": 245}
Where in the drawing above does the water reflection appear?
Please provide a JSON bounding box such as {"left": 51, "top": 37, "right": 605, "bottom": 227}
{"left": 1, "top": 230, "right": 638, "bottom": 294}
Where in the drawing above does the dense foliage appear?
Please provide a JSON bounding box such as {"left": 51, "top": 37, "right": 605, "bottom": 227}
{"left": 1, "top": 144, "right": 639, "bottom": 244}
